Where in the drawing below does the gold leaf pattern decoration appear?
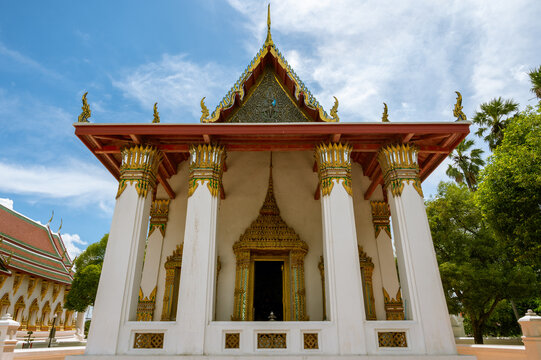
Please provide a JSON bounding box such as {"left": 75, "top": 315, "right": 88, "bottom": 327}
{"left": 377, "top": 143, "right": 423, "bottom": 198}
{"left": 137, "top": 286, "right": 157, "bottom": 321}
{"left": 188, "top": 144, "right": 226, "bottom": 197}
{"left": 116, "top": 145, "right": 162, "bottom": 199}
{"left": 314, "top": 142, "right": 353, "bottom": 197}
{"left": 148, "top": 199, "right": 170, "bottom": 237}
{"left": 383, "top": 287, "right": 405, "bottom": 320}
{"left": 370, "top": 201, "right": 392, "bottom": 238}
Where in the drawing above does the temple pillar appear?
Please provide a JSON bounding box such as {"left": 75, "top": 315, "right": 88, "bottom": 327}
{"left": 377, "top": 143, "right": 455, "bottom": 354}
{"left": 86, "top": 145, "right": 161, "bottom": 355}
{"left": 137, "top": 199, "right": 170, "bottom": 321}
{"left": 315, "top": 143, "right": 366, "bottom": 355}
{"left": 370, "top": 200, "right": 404, "bottom": 320}
{"left": 175, "top": 144, "right": 225, "bottom": 354}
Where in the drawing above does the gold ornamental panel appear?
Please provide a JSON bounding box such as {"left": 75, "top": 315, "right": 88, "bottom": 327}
{"left": 377, "top": 331, "right": 407, "bottom": 347}
{"left": 188, "top": 144, "right": 226, "bottom": 197}
{"left": 383, "top": 287, "right": 405, "bottom": 320}
{"left": 303, "top": 333, "right": 319, "bottom": 349}
{"left": 224, "top": 333, "right": 240, "bottom": 349}
{"left": 370, "top": 201, "right": 392, "bottom": 238}
{"left": 133, "top": 333, "right": 164, "bottom": 349}
{"left": 257, "top": 333, "right": 286, "bottom": 349}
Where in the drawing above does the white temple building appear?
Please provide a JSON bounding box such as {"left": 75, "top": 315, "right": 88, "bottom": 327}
{"left": 71, "top": 7, "right": 473, "bottom": 359}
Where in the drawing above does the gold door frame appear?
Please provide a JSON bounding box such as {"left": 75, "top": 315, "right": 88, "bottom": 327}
{"left": 249, "top": 254, "right": 290, "bottom": 321}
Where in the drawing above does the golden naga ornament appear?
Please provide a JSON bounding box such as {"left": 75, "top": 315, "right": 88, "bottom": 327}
{"left": 329, "top": 96, "right": 340, "bottom": 121}
{"left": 453, "top": 91, "right": 467, "bottom": 122}
{"left": 200, "top": 97, "right": 210, "bottom": 122}
{"left": 377, "top": 143, "right": 423, "bottom": 198}
{"left": 116, "top": 145, "right": 162, "bottom": 199}
{"left": 152, "top": 102, "right": 160, "bottom": 123}
{"left": 382, "top": 102, "right": 390, "bottom": 122}
{"left": 188, "top": 144, "right": 226, "bottom": 197}
{"left": 77, "top": 92, "right": 91, "bottom": 122}
{"left": 314, "top": 142, "right": 353, "bottom": 197}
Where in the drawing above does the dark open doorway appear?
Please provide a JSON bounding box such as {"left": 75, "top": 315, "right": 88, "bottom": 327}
{"left": 253, "top": 260, "right": 284, "bottom": 321}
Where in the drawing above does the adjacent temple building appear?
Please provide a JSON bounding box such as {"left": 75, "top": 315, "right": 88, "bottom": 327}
{"left": 73, "top": 7, "right": 471, "bottom": 359}
{"left": 0, "top": 204, "right": 78, "bottom": 340}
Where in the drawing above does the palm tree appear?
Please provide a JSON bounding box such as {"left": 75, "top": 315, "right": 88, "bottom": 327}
{"left": 528, "top": 66, "right": 541, "bottom": 100}
{"left": 446, "top": 139, "right": 485, "bottom": 191}
{"left": 472, "top": 97, "right": 519, "bottom": 150}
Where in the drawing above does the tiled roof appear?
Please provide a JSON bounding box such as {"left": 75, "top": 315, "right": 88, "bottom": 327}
{"left": 0, "top": 204, "right": 74, "bottom": 284}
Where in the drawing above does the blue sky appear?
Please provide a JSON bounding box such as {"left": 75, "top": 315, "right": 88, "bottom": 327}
{"left": 1, "top": 0, "right": 540, "bottom": 257}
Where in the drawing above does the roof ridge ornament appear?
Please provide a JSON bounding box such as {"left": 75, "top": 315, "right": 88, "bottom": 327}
{"left": 265, "top": 4, "right": 273, "bottom": 46}
{"left": 382, "top": 103, "right": 390, "bottom": 122}
{"left": 453, "top": 91, "right": 467, "bottom": 121}
{"left": 153, "top": 102, "right": 160, "bottom": 123}
{"left": 77, "top": 92, "right": 91, "bottom": 123}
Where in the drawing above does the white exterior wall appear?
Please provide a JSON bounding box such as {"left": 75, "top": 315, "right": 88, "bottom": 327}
{"left": 215, "top": 151, "right": 323, "bottom": 321}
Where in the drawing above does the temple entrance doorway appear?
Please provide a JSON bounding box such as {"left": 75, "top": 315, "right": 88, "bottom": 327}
{"left": 253, "top": 260, "right": 284, "bottom": 321}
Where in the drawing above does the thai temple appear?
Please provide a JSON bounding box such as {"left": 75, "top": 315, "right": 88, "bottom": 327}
{"left": 0, "top": 204, "right": 82, "bottom": 341}
{"left": 73, "top": 6, "right": 471, "bottom": 359}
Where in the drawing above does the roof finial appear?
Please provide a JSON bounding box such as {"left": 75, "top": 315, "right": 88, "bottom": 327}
{"left": 265, "top": 4, "right": 273, "bottom": 46}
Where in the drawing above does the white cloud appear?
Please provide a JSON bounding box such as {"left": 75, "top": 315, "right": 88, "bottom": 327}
{"left": 112, "top": 54, "right": 234, "bottom": 120}
{"left": 0, "top": 41, "right": 62, "bottom": 80}
{"left": 226, "top": 0, "right": 541, "bottom": 121}
{"left": 60, "top": 233, "right": 86, "bottom": 259}
{"left": 0, "top": 198, "right": 13, "bottom": 210}
{"left": 0, "top": 160, "right": 116, "bottom": 213}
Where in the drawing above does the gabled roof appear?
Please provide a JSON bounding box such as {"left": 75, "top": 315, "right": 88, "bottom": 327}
{"left": 0, "top": 204, "right": 74, "bottom": 285}
{"left": 200, "top": 5, "right": 338, "bottom": 124}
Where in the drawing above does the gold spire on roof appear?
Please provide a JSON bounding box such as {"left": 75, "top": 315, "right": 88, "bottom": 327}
{"left": 265, "top": 4, "right": 273, "bottom": 46}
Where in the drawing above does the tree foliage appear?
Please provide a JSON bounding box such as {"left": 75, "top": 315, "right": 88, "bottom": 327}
{"left": 64, "top": 234, "right": 108, "bottom": 312}
{"left": 427, "top": 183, "right": 537, "bottom": 344}
{"left": 529, "top": 66, "right": 541, "bottom": 100}
{"left": 446, "top": 138, "right": 485, "bottom": 191}
{"left": 477, "top": 105, "right": 541, "bottom": 265}
{"left": 473, "top": 97, "right": 519, "bottom": 150}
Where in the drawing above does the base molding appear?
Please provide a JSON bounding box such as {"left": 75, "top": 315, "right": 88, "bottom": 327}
{"left": 68, "top": 355, "right": 475, "bottom": 360}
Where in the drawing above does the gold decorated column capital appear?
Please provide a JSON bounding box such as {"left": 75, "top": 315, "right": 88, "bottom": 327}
{"left": 377, "top": 143, "right": 423, "bottom": 197}
{"left": 314, "top": 142, "right": 353, "bottom": 196}
{"left": 117, "top": 145, "right": 162, "bottom": 199}
{"left": 188, "top": 144, "right": 226, "bottom": 197}
{"left": 148, "top": 199, "right": 170, "bottom": 237}
{"left": 370, "top": 201, "right": 392, "bottom": 238}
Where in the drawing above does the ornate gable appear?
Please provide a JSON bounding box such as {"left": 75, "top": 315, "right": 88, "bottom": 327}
{"left": 200, "top": 5, "right": 338, "bottom": 124}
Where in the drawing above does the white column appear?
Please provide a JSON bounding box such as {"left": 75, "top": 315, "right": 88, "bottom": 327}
{"left": 378, "top": 143, "right": 455, "bottom": 354}
{"left": 75, "top": 310, "right": 86, "bottom": 341}
{"left": 137, "top": 199, "right": 170, "bottom": 321}
{"left": 370, "top": 201, "right": 403, "bottom": 320}
{"left": 176, "top": 144, "right": 225, "bottom": 355}
{"left": 315, "top": 143, "right": 366, "bottom": 355}
{"left": 86, "top": 145, "right": 161, "bottom": 355}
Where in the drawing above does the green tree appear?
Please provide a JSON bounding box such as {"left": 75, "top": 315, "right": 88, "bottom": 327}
{"left": 477, "top": 105, "right": 541, "bottom": 265}
{"left": 64, "top": 234, "right": 108, "bottom": 312}
{"left": 427, "top": 182, "right": 537, "bottom": 344}
{"left": 446, "top": 138, "right": 485, "bottom": 191}
{"left": 473, "top": 97, "right": 519, "bottom": 150}
{"left": 529, "top": 66, "right": 541, "bottom": 100}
